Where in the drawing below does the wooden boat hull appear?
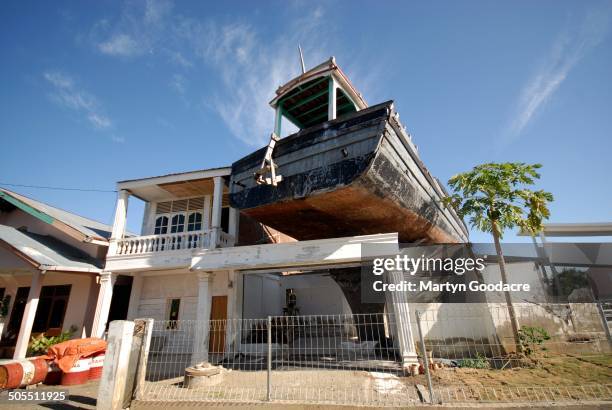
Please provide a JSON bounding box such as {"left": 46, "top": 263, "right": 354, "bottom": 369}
{"left": 229, "top": 101, "right": 468, "bottom": 243}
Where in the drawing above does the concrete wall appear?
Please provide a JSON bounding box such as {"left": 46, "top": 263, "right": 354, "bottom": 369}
{"left": 242, "top": 274, "right": 282, "bottom": 319}
{"left": 408, "top": 261, "right": 609, "bottom": 357}
{"left": 280, "top": 274, "right": 351, "bottom": 316}
{"left": 136, "top": 271, "right": 230, "bottom": 321}
{"left": 242, "top": 273, "right": 351, "bottom": 318}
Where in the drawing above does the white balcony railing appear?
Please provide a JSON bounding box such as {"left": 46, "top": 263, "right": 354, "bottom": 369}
{"left": 217, "top": 231, "right": 234, "bottom": 247}
{"left": 114, "top": 229, "right": 234, "bottom": 256}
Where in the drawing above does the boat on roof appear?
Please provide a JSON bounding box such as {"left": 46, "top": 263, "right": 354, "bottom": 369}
{"left": 229, "top": 57, "right": 468, "bottom": 244}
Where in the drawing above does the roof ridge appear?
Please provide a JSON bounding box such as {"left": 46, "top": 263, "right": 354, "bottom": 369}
{"left": 0, "top": 187, "right": 111, "bottom": 228}
{"left": 0, "top": 188, "right": 113, "bottom": 241}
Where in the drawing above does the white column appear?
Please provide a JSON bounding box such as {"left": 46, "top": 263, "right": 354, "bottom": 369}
{"left": 13, "top": 270, "right": 43, "bottom": 359}
{"left": 108, "top": 190, "right": 129, "bottom": 255}
{"left": 126, "top": 274, "right": 143, "bottom": 320}
{"left": 228, "top": 207, "right": 239, "bottom": 245}
{"left": 210, "top": 177, "right": 223, "bottom": 248}
{"left": 203, "top": 195, "right": 211, "bottom": 229}
{"left": 91, "top": 272, "right": 117, "bottom": 338}
{"left": 385, "top": 271, "right": 417, "bottom": 368}
{"left": 83, "top": 274, "right": 101, "bottom": 337}
{"left": 192, "top": 272, "right": 213, "bottom": 364}
{"left": 227, "top": 270, "right": 243, "bottom": 353}
{"left": 144, "top": 202, "right": 157, "bottom": 236}
{"left": 140, "top": 202, "right": 151, "bottom": 235}
{"left": 328, "top": 77, "right": 337, "bottom": 121}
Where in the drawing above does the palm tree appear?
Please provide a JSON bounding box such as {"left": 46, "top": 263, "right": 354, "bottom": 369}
{"left": 443, "top": 162, "right": 553, "bottom": 352}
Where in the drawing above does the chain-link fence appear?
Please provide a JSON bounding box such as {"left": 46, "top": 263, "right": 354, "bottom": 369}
{"left": 134, "top": 304, "right": 611, "bottom": 406}
{"left": 137, "top": 318, "right": 269, "bottom": 402}
{"left": 267, "top": 313, "right": 421, "bottom": 406}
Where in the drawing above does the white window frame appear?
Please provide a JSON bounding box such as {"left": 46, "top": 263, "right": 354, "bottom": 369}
{"left": 151, "top": 195, "right": 212, "bottom": 235}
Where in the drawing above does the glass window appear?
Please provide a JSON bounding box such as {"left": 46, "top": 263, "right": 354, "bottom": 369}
{"left": 154, "top": 216, "right": 168, "bottom": 234}
{"left": 33, "top": 298, "right": 52, "bottom": 332}
{"left": 170, "top": 214, "right": 185, "bottom": 233}
{"left": 48, "top": 299, "right": 67, "bottom": 328}
{"left": 167, "top": 298, "right": 180, "bottom": 329}
{"left": 31, "top": 285, "right": 71, "bottom": 333}
{"left": 7, "top": 287, "right": 29, "bottom": 336}
{"left": 187, "top": 212, "right": 202, "bottom": 232}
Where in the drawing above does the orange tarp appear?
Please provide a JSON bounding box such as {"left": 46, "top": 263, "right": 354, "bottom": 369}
{"left": 43, "top": 338, "right": 106, "bottom": 373}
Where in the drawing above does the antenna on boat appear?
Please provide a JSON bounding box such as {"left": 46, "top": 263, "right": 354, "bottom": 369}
{"left": 298, "top": 44, "right": 306, "bottom": 74}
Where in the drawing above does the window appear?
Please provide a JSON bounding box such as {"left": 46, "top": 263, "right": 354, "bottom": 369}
{"left": 154, "top": 216, "right": 169, "bottom": 234}
{"left": 187, "top": 212, "right": 202, "bottom": 232}
{"left": 153, "top": 197, "right": 207, "bottom": 237}
{"left": 170, "top": 214, "right": 185, "bottom": 233}
{"left": 166, "top": 298, "right": 180, "bottom": 329}
{"left": 7, "top": 287, "right": 29, "bottom": 338}
{"left": 32, "top": 285, "right": 71, "bottom": 333}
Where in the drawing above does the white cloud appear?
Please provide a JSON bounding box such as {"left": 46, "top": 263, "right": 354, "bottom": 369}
{"left": 99, "top": 34, "right": 142, "bottom": 56}
{"left": 94, "top": 0, "right": 172, "bottom": 57}
{"left": 43, "top": 70, "right": 115, "bottom": 135}
{"left": 174, "top": 9, "right": 329, "bottom": 146}
{"left": 166, "top": 50, "right": 193, "bottom": 68}
{"left": 144, "top": 0, "right": 173, "bottom": 24}
{"left": 169, "top": 73, "right": 186, "bottom": 95}
{"left": 507, "top": 8, "right": 610, "bottom": 139}
{"left": 88, "top": 112, "right": 112, "bottom": 129}
{"left": 90, "top": 1, "right": 372, "bottom": 146}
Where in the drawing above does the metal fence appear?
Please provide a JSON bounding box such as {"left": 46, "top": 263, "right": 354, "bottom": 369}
{"left": 134, "top": 304, "right": 612, "bottom": 406}
{"left": 415, "top": 303, "right": 612, "bottom": 404}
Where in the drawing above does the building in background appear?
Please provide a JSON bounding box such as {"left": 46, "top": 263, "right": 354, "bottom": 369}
{"left": 0, "top": 188, "right": 130, "bottom": 359}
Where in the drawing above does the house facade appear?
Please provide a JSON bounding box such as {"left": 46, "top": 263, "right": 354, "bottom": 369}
{"left": 0, "top": 188, "right": 113, "bottom": 359}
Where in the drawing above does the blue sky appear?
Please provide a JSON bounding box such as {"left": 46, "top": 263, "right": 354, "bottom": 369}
{"left": 1, "top": 0, "right": 611, "bottom": 241}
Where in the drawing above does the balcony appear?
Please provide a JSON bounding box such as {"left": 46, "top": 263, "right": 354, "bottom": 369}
{"left": 114, "top": 229, "right": 235, "bottom": 256}
{"left": 105, "top": 167, "right": 240, "bottom": 271}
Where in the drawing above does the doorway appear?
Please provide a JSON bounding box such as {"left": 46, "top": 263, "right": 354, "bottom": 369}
{"left": 209, "top": 295, "right": 227, "bottom": 354}
{"left": 107, "top": 275, "right": 133, "bottom": 329}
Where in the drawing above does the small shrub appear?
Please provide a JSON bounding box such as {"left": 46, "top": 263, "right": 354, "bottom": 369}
{"left": 458, "top": 352, "right": 490, "bottom": 369}
{"left": 27, "top": 326, "right": 77, "bottom": 356}
{"left": 518, "top": 326, "right": 550, "bottom": 357}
